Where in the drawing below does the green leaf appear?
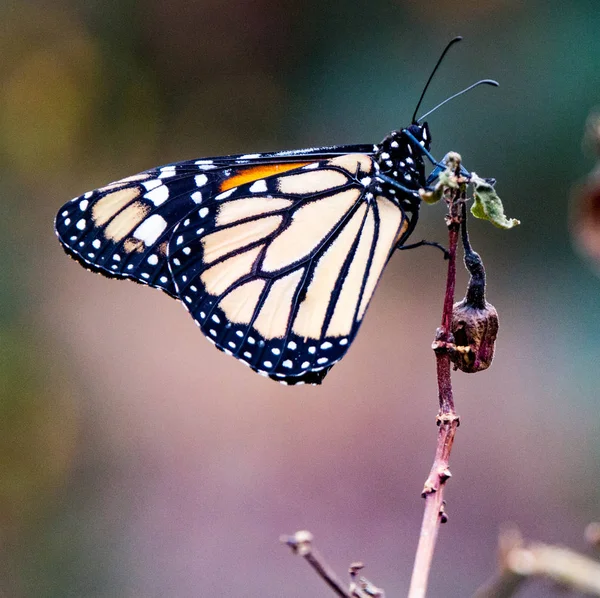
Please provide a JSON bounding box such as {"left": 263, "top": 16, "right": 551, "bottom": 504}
{"left": 470, "top": 173, "right": 520, "bottom": 229}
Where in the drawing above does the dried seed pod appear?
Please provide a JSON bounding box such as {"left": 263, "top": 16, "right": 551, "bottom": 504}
{"left": 451, "top": 213, "right": 499, "bottom": 373}
{"left": 451, "top": 295, "right": 499, "bottom": 373}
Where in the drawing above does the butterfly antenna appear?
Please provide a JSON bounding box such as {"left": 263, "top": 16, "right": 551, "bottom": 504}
{"left": 411, "top": 36, "right": 463, "bottom": 124}
{"left": 416, "top": 79, "right": 499, "bottom": 122}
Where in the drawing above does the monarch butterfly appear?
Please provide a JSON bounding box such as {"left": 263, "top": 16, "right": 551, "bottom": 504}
{"left": 54, "top": 37, "right": 496, "bottom": 385}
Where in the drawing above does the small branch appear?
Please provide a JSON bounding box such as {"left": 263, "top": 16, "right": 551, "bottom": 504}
{"left": 473, "top": 525, "right": 600, "bottom": 597}
{"left": 280, "top": 531, "right": 352, "bottom": 598}
{"left": 408, "top": 155, "right": 465, "bottom": 598}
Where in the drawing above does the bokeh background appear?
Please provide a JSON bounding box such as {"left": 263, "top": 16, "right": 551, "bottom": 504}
{"left": 1, "top": 0, "right": 599, "bottom": 596}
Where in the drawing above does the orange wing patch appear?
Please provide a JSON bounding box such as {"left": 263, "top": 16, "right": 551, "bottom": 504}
{"left": 219, "top": 162, "right": 313, "bottom": 192}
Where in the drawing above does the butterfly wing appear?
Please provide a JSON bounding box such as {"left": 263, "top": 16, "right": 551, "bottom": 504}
{"left": 54, "top": 145, "right": 374, "bottom": 298}
{"left": 168, "top": 154, "right": 411, "bottom": 384}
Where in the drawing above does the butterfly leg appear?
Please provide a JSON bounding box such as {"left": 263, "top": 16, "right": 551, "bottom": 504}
{"left": 396, "top": 239, "right": 449, "bottom": 259}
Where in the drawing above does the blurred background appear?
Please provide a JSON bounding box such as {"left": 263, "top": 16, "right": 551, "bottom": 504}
{"left": 1, "top": 0, "right": 599, "bottom": 596}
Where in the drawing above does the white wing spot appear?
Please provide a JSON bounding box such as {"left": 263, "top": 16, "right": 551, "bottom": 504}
{"left": 210, "top": 329, "right": 217, "bottom": 336}
{"left": 196, "top": 228, "right": 205, "bottom": 235}
{"left": 317, "top": 357, "right": 328, "bottom": 365}
{"left": 133, "top": 214, "right": 167, "bottom": 245}
{"left": 212, "top": 314, "right": 220, "bottom": 323}
{"left": 339, "top": 338, "right": 348, "bottom": 345}
{"left": 320, "top": 342, "right": 332, "bottom": 350}
{"left": 228, "top": 341, "right": 236, "bottom": 349}
{"left": 181, "top": 275, "right": 187, "bottom": 282}
{"left": 87, "top": 253, "right": 95, "bottom": 259}
{"left": 282, "top": 359, "right": 293, "bottom": 369}
{"left": 145, "top": 184, "right": 169, "bottom": 206}
{"left": 263, "top": 361, "right": 273, "bottom": 368}
{"left": 113, "top": 254, "right": 121, "bottom": 261}
{"left": 191, "top": 191, "right": 203, "bottom": 203}
{"left": 190, "top": 285, "right": 197, "bottom": 292}
{"left": 183, "top": 247, "right": 191, "bottom": 255}
{"left": 303, "top": 163, "right": 319, "bottom": 170}
{"left": 185, "top": 296, "right": 192, "bottom": 303}
{"left": 248, "top": 337, "right": 256, "bottom": 345}
{"left": 147, "top": 254, "right": 159, "bottom": 265}
{"left": 64, "top": 218, "right": 71, "bottom": 226}
{"left": 84, "top": 191, "right": 93, "bottom": 199}
{"left": 200, "top": 311, "right": 206, "bottom": 318}
{"left": 301, "top": 361, "right": 310, "bottom": 369}
{"left": 160, "top": 276, "right": 168, "bottom": 283}
{"left": 127, "top": 264, "right": 134, "bottom": 270}
{"left": 243, "top": 351, "right": 252, "bottom": 359}
{"left": 249, "top": 180, "right": 267, "bottom": 193}
{"left": 176, "top": 235, "right": 184, "bottom": 245}
{"left": 79, "top": 199, "right": 89, "bottom": 211}
{"left": 142, "top": 179, "right": 162, "bottom": 191}
{"left": 287, "top": 341, "right": 297, "bottom": 350}
{"left": 92, "top": 239, "right": 101, "bottom": 249}
{"left": 76, "top": 219, "right": 86, "bottom": 230}
{"left": 360, "top": 177, "right": 372, "bottom": 187}
{"left": 215, "top": 189, "right": 235, "bottom": 200}
{"left": 240, "top": 153, "right": 260, "bottom": 159}
{"left": 236, "top": 330, "right": 244, "bottom": 337}
{"left": 159, "top": 166, "right": 177, "bottom": 178}
{"left": 199, "top": 207, "right": 209, "bottom": 218}
{"left": 308, "top": 346, "right": 316, "bottom": 354}
{"left": 141, "top": 273, "right": 150, "bottom": 279}
{"left": 194, "top": 174, "right": 208, "bottom": 187}
{"left": 62, "top": 210, "right": 68, "bottom": 217}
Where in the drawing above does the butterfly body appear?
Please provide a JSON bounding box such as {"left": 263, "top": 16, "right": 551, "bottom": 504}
{"left": 55, "top": 123, "right": 434, "bottom": 385}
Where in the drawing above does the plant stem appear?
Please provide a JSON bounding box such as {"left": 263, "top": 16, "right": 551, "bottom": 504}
{"left": 407, "top": 175, "right": 463, "bottom": 598}
{"left": 280, "top": 531, "right": 353, "bottom": 598}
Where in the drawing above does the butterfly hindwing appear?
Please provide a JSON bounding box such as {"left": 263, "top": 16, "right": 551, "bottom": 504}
{"left": 168, "top": 154, "right": 409, "bottom": 384}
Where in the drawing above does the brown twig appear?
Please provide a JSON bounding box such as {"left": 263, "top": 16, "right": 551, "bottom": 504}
{"left": 473, "top": 525, "right": 600, "bottom": 597}
{"left": 280, "top": 531, "right": 352, "bottom": 598}
{"left": 408, "top": 156, "right": 464, "bottom": 598}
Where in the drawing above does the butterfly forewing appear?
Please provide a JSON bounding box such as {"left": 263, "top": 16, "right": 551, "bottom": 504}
{"left": 54, "top": 147, "right": 371, "bottom": 298}
{"left": 168, "top": 154, "right": 408, "bottom": 384}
